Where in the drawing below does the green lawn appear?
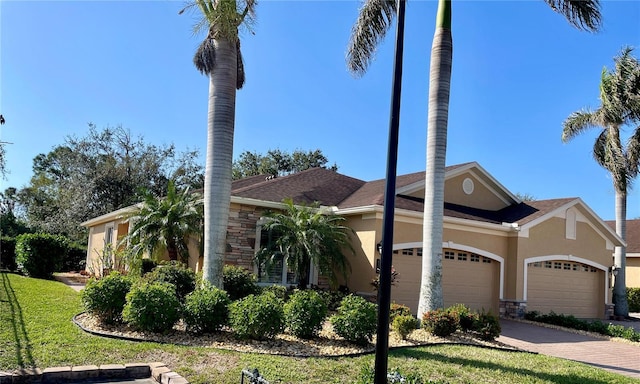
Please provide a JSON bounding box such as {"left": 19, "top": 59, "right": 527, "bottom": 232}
{"left": 1, "top": 272, "right": 638, "bottom": 384}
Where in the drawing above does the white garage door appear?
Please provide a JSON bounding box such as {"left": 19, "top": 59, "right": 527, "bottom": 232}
{"left": 390, "top": 248, "right": 499, "bottom": 314}
{"left": 527, "top": 261, "right": 603, "bottom": 319}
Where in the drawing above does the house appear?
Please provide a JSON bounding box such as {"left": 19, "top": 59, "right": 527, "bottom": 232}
{"left": 81, "top": 162, "right": 623, "bottom": 319}
{"left": 605, "top": 219, "right": 640, "bottom": 288}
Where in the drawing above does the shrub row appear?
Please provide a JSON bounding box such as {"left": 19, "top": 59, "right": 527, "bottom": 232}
{"left": 525, "top": 310, "right": 640, "bottom": 342}
{"left": 421, "top": 304, "right": 501, "bottom": 341}
{"left": 82, "top": 264, "right": 379, "bottom": 344}
{"left": 628, "top": 288, "right": 640, "bottom": 313}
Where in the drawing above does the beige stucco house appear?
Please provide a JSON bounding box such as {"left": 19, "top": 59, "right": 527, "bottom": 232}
{"left": 82, "top": 162, "right": 623, "bottom": 319}
{"left": 606, "top": 219, "right": 640, "bottom": 289}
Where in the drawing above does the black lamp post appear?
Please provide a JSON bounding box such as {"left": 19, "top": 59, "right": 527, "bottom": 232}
{"left": 374, "top": 0, "right": 407, "bottom": 382}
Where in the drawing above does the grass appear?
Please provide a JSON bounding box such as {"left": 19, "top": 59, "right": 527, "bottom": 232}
{"left": 1, "top": 271, "right": 639, "bottom": 384}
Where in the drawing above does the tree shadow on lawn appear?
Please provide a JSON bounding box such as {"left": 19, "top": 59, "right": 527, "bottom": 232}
{"left": 392, "top": 347, "right": 622, "bottom": 384}
{"left": 0, "top": 272, "right": 35, "bottom": 368}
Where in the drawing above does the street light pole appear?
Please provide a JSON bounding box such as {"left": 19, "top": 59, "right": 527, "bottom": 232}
{"left": 374, "top": 0, "right": 406, "bottom": 382}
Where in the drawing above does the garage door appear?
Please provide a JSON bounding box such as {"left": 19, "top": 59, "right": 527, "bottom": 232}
{"left": 527, "top": 260, "right": 603, "bottom": 318}
{"left": 390, "top": 248, "right": 499, "bottom": 314}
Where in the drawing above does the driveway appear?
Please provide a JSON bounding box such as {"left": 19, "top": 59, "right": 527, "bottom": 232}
{"left": 498, "top": 319, "right": 640, "bottom": 379}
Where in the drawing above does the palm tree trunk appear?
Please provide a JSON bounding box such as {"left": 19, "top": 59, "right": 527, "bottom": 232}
{"left": 417, "top": 0, "right": 452, "bottom": 320}
{"left": 613, "top": 189, "right": 629, "bottom": 317}
{"left": 202, "top": 38, "right": 237, "bottom": 289}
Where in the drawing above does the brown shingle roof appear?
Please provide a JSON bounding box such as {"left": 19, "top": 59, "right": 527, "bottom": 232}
{"left": 231, "top": 167, "right": 366, "bottom": 206}
{"left": 606, "top": 219, "right": 640, "bottom": 253}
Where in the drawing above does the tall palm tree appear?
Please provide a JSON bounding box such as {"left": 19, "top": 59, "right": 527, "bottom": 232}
{"left": 562, "top": 47, "right": 640, "bottom": 317}
{"left": 255, "top": 199, "right": 353, "bottom": 290}
{"left": 347, "top": 0, "right": 602, "bottom": 319}
{"left": 180, "top": 0, "right": 256, "bottom": 288}
{"left": 122, "top": 181, "right": 202, "bottom": 266}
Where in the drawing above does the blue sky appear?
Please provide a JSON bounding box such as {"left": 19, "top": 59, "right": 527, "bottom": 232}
{"left": 1, "top": 0, "right": 639, "bottom": 221}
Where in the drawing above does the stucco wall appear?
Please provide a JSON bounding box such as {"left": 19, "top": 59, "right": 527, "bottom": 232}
{"left": 628, "top": 257, "right": 640, "bottom": 288}
{"left": 445, "top": 173, "right": 509, "bottom": 211}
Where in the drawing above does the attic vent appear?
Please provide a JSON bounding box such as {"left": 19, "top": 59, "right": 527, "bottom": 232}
{"left": 462, "top": 178, "right": 474, "bottom": 195}
{"left": 265, "top": 175, "right": 277, "bottom": 181}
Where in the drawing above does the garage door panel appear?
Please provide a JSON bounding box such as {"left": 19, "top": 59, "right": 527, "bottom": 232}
{"left": 527, "top": 262, "right": 603, "bottom": 319}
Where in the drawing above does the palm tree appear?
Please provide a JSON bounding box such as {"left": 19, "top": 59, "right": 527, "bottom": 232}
{"left": 255, "top": 199, "right": 353, "bottom": 290}
{"left": 562, "top": 47, "right": 640, "bottom": 318}
{"left": 122, "top": 181, "right": 202, "bottom": 267}
{"left": 347, "top": 0, "right": 602, "bottom": 319}
{"left": 180, "top": 0, "right": 256, "bottom": 288}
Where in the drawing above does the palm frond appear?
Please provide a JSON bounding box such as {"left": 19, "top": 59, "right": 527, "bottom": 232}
{"left": 543, "top": 0, "right": 602, "bottom": 32}
{"left": 346, "top": 0, "right": 398, "bottom": 76}
{"left": 193, "top": 30, "right": 216, "bottom": 75}
{"left": 236, "top": 40, "right": 245, "bottom": 89}
{"left": 626, "top": 124, "right": 640, "bottom": 180}
{"left": 561, "top": 109, "right": 600, "bottom": 142}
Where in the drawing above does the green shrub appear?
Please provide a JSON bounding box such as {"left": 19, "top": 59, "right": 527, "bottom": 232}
{"left": 312, "top": 286, "right": 348, "bottom": 311}
{"left": 0, "top": 236, "right": 17, "bottom": 271}
{"left": 628, "top": 287, "right": 640, "bottom": 313}
{"left": 524, "top": 311, "right": 540, "bottom": 321}
{"left": 63, "top": 244, "right": 87, "bottom": 272}
{"left": 144, "top": 261, "right": 196, "bottom": 301}
{"left": 16, "top": 233, "right": 69, "bottom": 278}
{"left": 81, "top": 272, "right": 132, "bottom": 324}
{"left": 229, "top": 291, "right": 284, "bottom": 340}
{"left": 284, "top": 290, "right": 328, "bottom": 339}
{"left": 475, "top": 311, "right": 501, "bottom": 341}
{"left": 390, "top": 302, "right": 412, "bottom": 322}
{"left": 261, "top": 284, "right": 289, "bottom": 301}
{"left": 392, "top": 315, "right": 418, "bottom": 340}
{"left": 122, "top": 282, "right": 181, "bottom": 332}
{"left": 183, "top": 283, "right": 230, "bottom": 334}
{"left": 330, "top": 294, "right": 377, "bottom": 345}
{"left": 222, "top": 264, "right": 260, "bottom": 301}
{"left": 421, "top": 308, "right": 458, "bottom": 337}
{"left": 445, "top": 303, "right": 476, "bottom": 332}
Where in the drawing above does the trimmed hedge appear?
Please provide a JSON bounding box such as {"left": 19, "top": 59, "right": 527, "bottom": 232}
{"left": 16, "top": 233, "right": 69, "bottom": 278}
{"left": 229, "top": 291, "right": 284, "bottom": 340}
{"left": 81, "top": 272, "right": 133, "bottom": 324}
{"left": 122, "top": 282, "right": 181, "bottom": 333}
{"left": 222, "top": 265, "right": 260, "bottom": 301}
{"left": 144, "top": 261, "right": 196, "bottom": 302}
{"left": 330, "top": 295, "right": 377, "bottom": 345}
{"left": 284, "top": 289, "right": 328, "bottom": 339}
{"left": 183, "top": 284, "right": 230, "bottom": 334}
{"left": 628, "top": 288, "right": 640, "bottom": 313}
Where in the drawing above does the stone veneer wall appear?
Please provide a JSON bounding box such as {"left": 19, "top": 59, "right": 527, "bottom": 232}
{"left": 225, "top": 203, "right": 265, "bottom": 270}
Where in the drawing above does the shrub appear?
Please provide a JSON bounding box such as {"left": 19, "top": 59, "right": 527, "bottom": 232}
{"left": 330, "top": 294, "right": 377, "bottom": 345}
{"left": 183, "top": 283, "right": 230, "bottom": 334}
{"left": 475, "top": 310, "right": 501, "bottom": 341}
{"left": 229, "top": 291, "right": 284, "bottom": 340}
{"left": 284, "top": 290, "right": 328, "bottom": 339}
{"left": 524, "top": 311, "right": 540, "bottom": 321}
{"left": 81, "top": 272, "right": 132, "bottom": 324}
{"left": 144, "top": 261, "right": 196, "bottom": 301}
{"left": 223, "top": 265, "right": 260, "bottom": 301}
{"left": 587, "top": 320, "right": 609, "bottom": 334}
{"left": 390, "top": 302, "right": 412, "bottom": 322}
{"left": 421, "top": 308, "right": 458, "bottom": 337}
{"left": 0, "top": 236, "right": 17, "bottom": 271}
{"left": 16, "top": 233, "right": 69, "bottom": 278}
{"left": 122, "top": 282, "right": 181, "bottom": 332}
{"left": 628, "top": 287, "right": 640, "bottom": 313}
{"left": 445, "top": 303, "right": 478, "bottom": 332}
{"left": 392, "top": 315, "right": 418, "bottom": 340}
{"left": 312, "top": 286, "right": 348, "bottom": 311}
{"left": 261, "top": 284, "right": 289, "bottom": 301}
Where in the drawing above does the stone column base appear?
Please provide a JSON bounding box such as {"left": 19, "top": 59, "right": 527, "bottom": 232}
{"left": 499, "top": 300, "right": 527, "bottom": 319}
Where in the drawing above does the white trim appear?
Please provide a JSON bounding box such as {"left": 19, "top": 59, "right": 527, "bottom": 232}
{"left": 523, "top": 255, "right": 609, "bottom": 303}
{"left": 391, "top": 241, "right": 504, "bottom": 300}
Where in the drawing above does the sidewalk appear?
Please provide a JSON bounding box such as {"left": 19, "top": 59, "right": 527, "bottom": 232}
{"left": 498, "top": 319, "right": 640, "bottom": 379}
{"left": 53, "top": 272, "right": 88, "bottom": 292}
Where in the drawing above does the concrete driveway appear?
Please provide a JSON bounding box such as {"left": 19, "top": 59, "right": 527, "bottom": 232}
{"left": 498, "top": 319, "right": 640, "bottom": 379}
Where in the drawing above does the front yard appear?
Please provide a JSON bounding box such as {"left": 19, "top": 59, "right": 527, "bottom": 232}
{"left": 1, "top": 272, "right": 638, "bottom": 384}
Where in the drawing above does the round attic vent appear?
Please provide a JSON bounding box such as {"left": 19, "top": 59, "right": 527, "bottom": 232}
{"left": 462, "top": 178, "right": 474, "bottom": 195}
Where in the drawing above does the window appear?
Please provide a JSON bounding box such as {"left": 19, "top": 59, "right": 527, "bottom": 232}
{"left": 572, "top": 264, "right": 578, "bottom": 271}
{"left": 563, "top": 263, "right": 571, "bottom": 270}
{"left": 457, "top": 252, "right": 468, "bottom": 261}
{"left": 417, "top": 248, "right": 423, "bottom": 257}
{"left": 544, "top": 261, "right": 552, "bottom": 268}
{"left": 482, "top": 257, "right": 492, "bottom": 264}
{"left": 444, "top": 251, "right": 455, "bottom": 260}
{"left": 402, "top": 249, "right": 414, "bottom": 256}
{"left": 255, "top": 223, "right": 310, "bottom": 286}
{"left": 554, "top": 262, "right": 562, "bottom": 269}
{"left": 470, "top": 254, "right": 480, "bottom": 262}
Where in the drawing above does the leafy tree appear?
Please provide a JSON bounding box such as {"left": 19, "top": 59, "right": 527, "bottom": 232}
{"left": 562, "top": 47, "right": 640, "bottom": 317}
{"left": 256, "top": 199, "right": 352, "bottom": 289}
{"left": 122, "top": 181, "right": 203, "bottom": 264}
{"left": 16, "top": 124, "right": 203, "bottom": 242}
{"left": 347, "top": 0, "right": 602, "bottom": 319}
{"left": 180, "top": 0, "right": 257, "bottom": 289}
{"left": 515, "top": 192, "right": 536, "bottom": 202}
{"left": 0, "top": 188, "right": 30, "bottom": 237}
{"left": 232, "top": 148, "right": 338, "bottom": 179}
